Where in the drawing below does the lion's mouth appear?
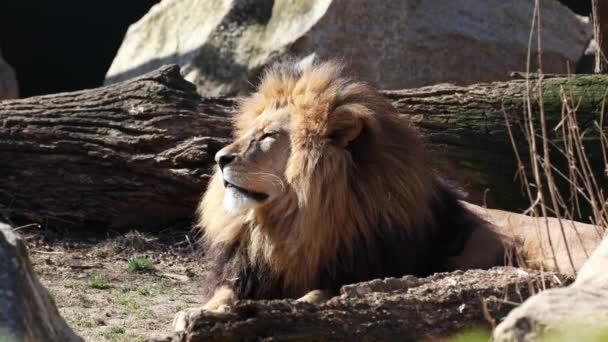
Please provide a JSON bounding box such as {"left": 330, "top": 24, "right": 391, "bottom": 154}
{"left": 224, "top": 181, "right": 269, "bottom": 202}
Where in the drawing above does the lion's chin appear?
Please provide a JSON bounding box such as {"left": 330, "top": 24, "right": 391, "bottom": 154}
{"left": 224, "top": 181, "right": 269, "bottom": 201}
{"left": 222, "top": 184, "right": 268, "bottom": 214}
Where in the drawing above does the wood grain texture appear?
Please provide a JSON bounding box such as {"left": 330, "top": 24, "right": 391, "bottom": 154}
{"left": 0, "top": 66, "right": 234, "bottom": 230}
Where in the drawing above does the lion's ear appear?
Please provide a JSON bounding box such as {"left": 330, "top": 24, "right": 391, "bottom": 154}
{"left": 328, "top": 117, "right": 363, "bottom": 147}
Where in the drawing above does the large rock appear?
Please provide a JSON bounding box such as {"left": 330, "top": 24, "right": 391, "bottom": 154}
{"left": 493, "top": 234, "right": 608, "bottom": 341}
{"left": 0, "top": 50, "right": 18, "bottom": 99}
{"left": 0, "top": 223, "right": 81, "bottom": 342}
{"left": 105, "top": 0, "right": 591, "bottom": 96}
{"left": 169, "top": 267, "right": 572, "bottom": 341}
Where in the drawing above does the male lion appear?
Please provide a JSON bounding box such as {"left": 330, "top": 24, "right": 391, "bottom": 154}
{"left": 173, "top": 59, "right": 518, "bottom": 331}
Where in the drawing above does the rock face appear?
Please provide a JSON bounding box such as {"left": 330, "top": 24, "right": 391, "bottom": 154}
{"left": 0, "top": 50, "right": 18, "bottom": 99}
{"left": 105, "top": 0, "right": 591, "bottom": 96}
{"left": 170, "top": 267, "right": 572, "bottom": 342}
{"left": 0, "top": 223, "right": 82, "bottom": 342}
{"left": 493, "top": 235, "right": 608, "bottom": 341}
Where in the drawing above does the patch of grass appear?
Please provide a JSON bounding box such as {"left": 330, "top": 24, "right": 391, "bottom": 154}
{"left": 151, "top": 279, "right": 172, "bottom": 292}
{"left": 538, "top": 325, "right": 608, "bottom": 342}
{"left": 46, "top": 287, "right": 57, "bottom": 301}
{"left": 137, "top": 308, "right": 160, "bottom": 321}
{"left": 449, "top": 328, "right": 492, "bottom": 342}
{"left": 121, "top": 283, "right": 153, "bottom": 296}
{"left": 94, "top": 240, "right": 121, "bottom": 258}
{"left": 184, "top": 297, "right": 198, "bottom": 304}
{"left": 174, "top": 303, "right": 187, "bottom": 313}
{"left": 108, "top": 240, "right": 120, "bottom": 254}
{"left": 63, "top": 279, "right": 81, "bottom": 289}
{"left": 101, "top": 326, "right": 125, "bottom": 340}
{"left": 93, "top": 247, "right": 109, "bottom": 258}
{"left": 136, "top": 286, "right": 152, "bottom": 296}
{"left": 63, "top": 311, "right": 83, "bottom": 326}
{"left": 126, "top": 255, "right": 154, "bottom": 273}
{"left": 125, "top": 334, "right": 146, "bottom": 342}
{"left": 62, "top": 311, "right": 96, "bottom": 328}
{"left": 88, "top": 274, "right": 110, "bottom": 289}
{"left": 450, "top": 325, "right": 608, "bottom": 341}
{"left": 33, "top": 264, "right": 43, "bottom": 274}
{"left": 114, "top": 295, "right": 141, "bottom": 311}
{"left": 79, "top": 320, "right": 95, "bottom": 329}
{"left": 74, "top": 292, "right": 94, "bottom": 308}
{"left": 120, "top": 284, "right": 138, "bottom": 293}
{"left": 152, "top": 279, "right": 178, "bottom": 300}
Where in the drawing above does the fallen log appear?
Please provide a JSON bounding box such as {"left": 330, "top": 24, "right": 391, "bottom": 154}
{"left": 0, "top": 222, "right": 82, "bottom": 341}
{"left": 1, "top": 65, "right": 233, "bottom": 231}
{"left": 1, "top": 65, "right": 607, "bottom": 231}
{"left": 169, "top": 267, "right": 571, "bottom": 342}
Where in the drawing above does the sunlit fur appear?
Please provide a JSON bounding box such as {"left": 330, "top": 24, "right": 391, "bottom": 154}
{"left": 196, "top": 59, "right": 505, "bottom": 300}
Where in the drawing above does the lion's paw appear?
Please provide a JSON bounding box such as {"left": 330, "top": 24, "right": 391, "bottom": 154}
{"left": 172, "top": 304, "right": 232, "bottom": 333}
{"left": 295, "top": 289, "right": 332, "bottom": 305}
{"left": 172, "top": 307, "right": 200, "bottom": 333}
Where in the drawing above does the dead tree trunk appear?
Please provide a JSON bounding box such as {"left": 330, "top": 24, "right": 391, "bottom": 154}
{"left": 1, "top": 66, "right": 234, "bottom": 231}
{"left": 0, "top": 65, "right": 606, "bottom": 231}
{"left": 593, "top": 0, "right": 608, "bottom": 73}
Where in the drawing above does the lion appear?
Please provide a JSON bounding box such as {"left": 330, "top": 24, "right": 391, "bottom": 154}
{"left": 173, "top": 58, "right": 603, "bottom": 332}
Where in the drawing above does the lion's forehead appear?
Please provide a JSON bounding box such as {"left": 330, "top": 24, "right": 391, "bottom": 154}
{"left": 237, "top": 63, "right": 345, "bottom": 134}
{"left": 245, "top": 107, "right": 292, "bottom": 135}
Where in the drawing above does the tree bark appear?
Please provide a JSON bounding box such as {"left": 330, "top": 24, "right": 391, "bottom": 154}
{"left": 0, "top": 223, "right": 82, "bottom": 342}
{"left": 169, "top": 267, "right": 571, "bottom": 342}
{"left": 1, "top": 65, "right": 234, "bottom": 231}
{"left": 0, "top": 65, "right": 607, "bottom": 231}
{"left": 593, "top": 0, "right": 608, "bottom": 73}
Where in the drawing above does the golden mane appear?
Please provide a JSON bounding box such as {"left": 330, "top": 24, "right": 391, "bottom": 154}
{"left": 197, "top": 59, "right": 493, "bottom": 298}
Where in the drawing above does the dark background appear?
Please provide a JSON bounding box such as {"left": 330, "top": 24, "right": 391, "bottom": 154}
{"left": 0, "top": 0, "right": 592, "bottom": 98}
{"left": 0, "top": 1, "right": 159, "bottom": 97}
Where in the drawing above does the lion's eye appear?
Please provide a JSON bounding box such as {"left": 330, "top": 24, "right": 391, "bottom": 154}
{"left": 259, "top": 131, "right": 277, "bottom": 140}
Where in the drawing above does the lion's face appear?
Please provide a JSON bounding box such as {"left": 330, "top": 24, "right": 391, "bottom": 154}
{"left": 214, "top": 107, "right": 291, "bottom": 213}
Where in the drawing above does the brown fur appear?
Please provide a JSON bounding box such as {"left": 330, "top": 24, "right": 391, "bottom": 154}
{"left": 196, "top": 59, "right": 507, "bottom": 300}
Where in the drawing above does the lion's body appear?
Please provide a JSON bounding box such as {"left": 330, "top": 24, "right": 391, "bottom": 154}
{"left": 201, "top": 180, "right": 504, "bottom": 300}
{"left": 196, "top": 60, "right": 508, "bottom": 301}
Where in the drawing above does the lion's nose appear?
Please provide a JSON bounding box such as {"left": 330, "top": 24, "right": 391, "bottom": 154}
{"left": 215, "top": 148, "right": 236, "bottom": 170}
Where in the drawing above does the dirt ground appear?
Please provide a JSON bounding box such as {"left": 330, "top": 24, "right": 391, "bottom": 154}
{"left": 24, "top": 226, "right": 206, "bottom": 341}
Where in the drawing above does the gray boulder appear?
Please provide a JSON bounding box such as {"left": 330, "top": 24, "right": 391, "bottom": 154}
{"left": 0, "top": 223, "right": 82, "bottom": 342}
{"left": 0, "top": 51, "right": 18, "bottom": 99}
{"left": 493, "top": 234, "right": 608, "bottom": 341}
{"left": 105, "top": 0, "right": 591, "bottom": 96}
